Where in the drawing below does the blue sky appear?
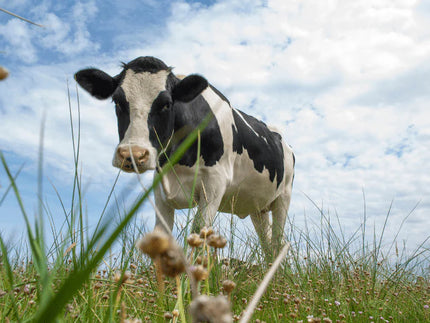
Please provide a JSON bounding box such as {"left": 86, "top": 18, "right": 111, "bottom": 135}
{"left": 1, "top": 0, "right": 430, "bottom": 251}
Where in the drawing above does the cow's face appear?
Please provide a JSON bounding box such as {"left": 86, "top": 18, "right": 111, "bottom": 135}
{"left": 75, "top": 56, "right": 208, "bottom": 173}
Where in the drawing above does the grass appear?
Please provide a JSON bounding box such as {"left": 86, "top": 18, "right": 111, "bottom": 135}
{"left": 1, "top": 90, "right": 429, "bottom": 322}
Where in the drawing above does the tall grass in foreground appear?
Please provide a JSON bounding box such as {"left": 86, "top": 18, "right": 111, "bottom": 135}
{"left": 1, "top": 89, "right": 430, "bottom": 322}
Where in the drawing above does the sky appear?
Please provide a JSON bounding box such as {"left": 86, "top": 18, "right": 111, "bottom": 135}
{"left": 1, "top": 0, "right": 429, "bottom": 254}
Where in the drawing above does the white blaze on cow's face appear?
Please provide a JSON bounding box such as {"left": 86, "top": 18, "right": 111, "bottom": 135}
{"left": 112, "top": 69, "right": 170, "bottom": 173}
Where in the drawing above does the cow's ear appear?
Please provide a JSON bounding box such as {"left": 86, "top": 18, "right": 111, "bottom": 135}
{"left": 74, "top": 68, "right": 117, "bottom": 100}
{"left": 172, "top": 74, "right": 208, "bottom": 103}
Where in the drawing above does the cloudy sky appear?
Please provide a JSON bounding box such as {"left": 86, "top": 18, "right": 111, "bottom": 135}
{"left": 1, "top": 0, "right": 429, "bottom": 251}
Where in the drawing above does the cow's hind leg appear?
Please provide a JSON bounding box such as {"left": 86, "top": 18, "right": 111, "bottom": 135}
{"left": 250, "top": 211, "right": 272, "bottom": 260}
{"left": 271, "top": 193, "right": 291, "bottom": 256}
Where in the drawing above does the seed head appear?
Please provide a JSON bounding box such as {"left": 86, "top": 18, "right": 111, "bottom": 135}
{"left": 190, "top": 295, "right": 233, "bottom": 323}
{"left": 136, "top": 229, "right": 171, "bottom": 259}
{"left": 190, "top": 265, "right": 208, "bottom": 282}
{"left": 160, "top": 244, "right": 186, "bottom": 277}
{"left": 164, "top": 312, "right": 173, "bottom": 320}
{"left": 187, "top": 233, "right": 203, "bottom": 247}
{"left": 114, "top": 270, "right": 133, "bottom": 284}
{"left": 0, "top": 66, "right": 8, "bottom": 81}
{"left": 222, "top": 280, "right": 236, "bottom": 294}
{"left": 200, "top": 226, "right": 214, "bottom": 239}
{"left": 207, "top": 234, "right": 227, "bottom": 249}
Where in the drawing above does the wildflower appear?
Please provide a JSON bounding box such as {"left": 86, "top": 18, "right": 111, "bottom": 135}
{"left": 190, "top": 295, "right": 232, "bottom": 323}
{"left": 334, "top": 300, "right": 340, "bottom": 306}
{"left": 424, "top": 305, "right": 429, "bottom": 309}
{"left": 23, "top": 285, "right": 31, "bottom": 295}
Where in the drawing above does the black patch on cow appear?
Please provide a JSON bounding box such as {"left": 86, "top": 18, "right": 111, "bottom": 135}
{"left": 148, "top": 91, "right": 174, "bottom": 153}
{"left": 156, "top": 93, "right": 224, "bottom": 168}
{"left": 112, "top": 87, "right": 130, "bottom": 141}
{"left": 123, "top": 56, "right": 170, "bottom": 74}
{"left": 231, "top": 109, "right": 284, "bottom": 187}
{"left": 75, "top": 68, "right": 118, "bottom": 100}
{"left": 172, "top": 74, "right": 208, "bottom": 102}
{"left": 209, "top": 84, "right": 230, "bottom": 105}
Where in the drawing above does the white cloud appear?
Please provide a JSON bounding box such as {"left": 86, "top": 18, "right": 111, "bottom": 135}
{"left": 0, "top": 1, "right": 99, "bottom": 62}
{"left": 0, "top": 19, "right": 37, "bottom": 62}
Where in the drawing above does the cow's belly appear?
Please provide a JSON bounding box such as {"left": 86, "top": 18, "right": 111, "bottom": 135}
{"left": 218, "top": 155, "right": 282, "bottom": 217}
{"left": 159, "top": 152, "right": 284, "bottom": 217}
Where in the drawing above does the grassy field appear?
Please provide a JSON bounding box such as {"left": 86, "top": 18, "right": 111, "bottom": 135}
{"left": 1, "top": 95, "right": 429, "bottom": 322}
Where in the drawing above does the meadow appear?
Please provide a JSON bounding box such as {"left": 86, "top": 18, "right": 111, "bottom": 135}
{"left": 0, "top": 92, "right": 429, "bottom": 323}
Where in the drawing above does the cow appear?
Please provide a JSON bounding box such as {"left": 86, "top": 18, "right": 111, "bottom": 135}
{"left": 75, "top": 56, "right": 295, "bottom": 258}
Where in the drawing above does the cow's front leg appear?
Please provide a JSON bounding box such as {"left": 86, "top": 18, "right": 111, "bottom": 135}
{"left": 154, "top": 183, "right": 175, "bottom": 232}
{"left": 191, "top": 180, "right": 225, "bottom": 233}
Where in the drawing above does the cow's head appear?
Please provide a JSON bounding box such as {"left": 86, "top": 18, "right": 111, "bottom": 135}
{"left": 75, "top": 56, "right": 208, "bottom": 173}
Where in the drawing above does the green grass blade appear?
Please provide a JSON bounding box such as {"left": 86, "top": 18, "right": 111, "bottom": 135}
{"left": 0, "top": 235, "right": 22, "bottom": 322}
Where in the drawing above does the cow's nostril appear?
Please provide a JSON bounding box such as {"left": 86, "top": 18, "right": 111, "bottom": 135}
{"left": 138, "top": 150, "right": 149, "bottom": 163}
{"left": 117, "top": 147, "right": 130, "bottom": 160}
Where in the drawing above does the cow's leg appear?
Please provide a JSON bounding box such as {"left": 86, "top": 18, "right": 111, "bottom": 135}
{"left": 191, "top": 194, "right": 223, "bottom": 233}
{"left": 271, "top": 192, "right": 291, "bottom": 256}
{"left": 191, "top": 180, "right": 225, "bottom": 233}
{"left": 250, "top": 211, "right": 272, "bottom": 260}
{"left": 154, "top": 183, "right": 175, "bottom": 232}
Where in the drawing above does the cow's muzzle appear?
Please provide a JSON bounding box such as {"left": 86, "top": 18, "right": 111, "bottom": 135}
{"left": 116, "top": 145, "right": 150, "bottom": 172}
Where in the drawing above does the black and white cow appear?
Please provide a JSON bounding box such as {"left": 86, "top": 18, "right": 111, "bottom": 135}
{"left": 75, "top": 56, "right": 295, "bottom": 257}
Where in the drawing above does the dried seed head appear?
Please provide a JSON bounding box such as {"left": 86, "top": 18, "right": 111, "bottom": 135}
{"left": 190, "top": 295, "right": 233, "bottom": 323}
{"left": 207, "top": 234, "right": 227, "bottom": 249}
{"left": 172, "top": 309, "right": 179, "bottom": 317}
{"left": 0, "top": 66, "right": 9, "bottom": 81}
{"left": 164, "top": 312, "right": 173, "bottom": 320}
{"left": 136, "top": 229, "right": 171, "bottom": 258}
{"left": 190, "top": 265, "right": 209, "bottom": 282}
{"left": 199, "top": 226, "right": 214, "bottom": 239}
{"left": 123, "top": 319, "right": 142, "bottom": 323}
{"left": 160, "top": 244, "right": 186, "bottom": 277}
{"left": 187, "top": 233, "right": 203, "bottom": 247}
{"left": 94, "top": 282, "right": 103, "bottom": 290}
{"left": 222, "top": 280, "right": 236, "bottom": 294}
{"left": 114, "top": 270, "right": 132, "bottom": 284}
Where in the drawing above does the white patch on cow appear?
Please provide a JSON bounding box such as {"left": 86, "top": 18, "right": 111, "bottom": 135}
{"left": 112, "top": 69, "right": 170, "bottom": 171}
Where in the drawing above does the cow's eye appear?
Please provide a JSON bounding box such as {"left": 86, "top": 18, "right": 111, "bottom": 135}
{"left": 161, "top": 102, "right": 171, "bottom": 111}
{"left": 152, "top": 91, "right": 172, "bottom": 113}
